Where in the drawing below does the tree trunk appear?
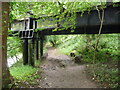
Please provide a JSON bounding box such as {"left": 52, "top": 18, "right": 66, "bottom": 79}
{"left": 0, "top": 2, "right": 11, "bottom": 89}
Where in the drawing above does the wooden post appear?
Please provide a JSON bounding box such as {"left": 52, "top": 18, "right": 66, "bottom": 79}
{"left": 23, "top": 39, "right": 28, "bottom": 65}
{"left": 0, "top": 2, "right": 11, "bottom": 88}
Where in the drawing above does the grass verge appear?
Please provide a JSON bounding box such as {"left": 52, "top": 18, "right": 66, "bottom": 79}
{"left": 9, "top": 59, "right": 41, "bottom": 88}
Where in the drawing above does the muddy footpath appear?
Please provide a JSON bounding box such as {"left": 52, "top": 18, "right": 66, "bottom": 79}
{"left": 37, "top": 48, "right": 99, "bottom": 88}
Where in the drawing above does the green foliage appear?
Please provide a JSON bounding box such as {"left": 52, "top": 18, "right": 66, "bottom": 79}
{"left": 10, "top": 2, "right": 107, "bottom": 20}
{"left": 46, "top": 34, "right": 119, "bottom": 62}
{"left": 10, "top": 65, "right": 38, "bottom": 81}
{"left": 10, "top": 2, "right": 108, "bottom": 30}
{"left": 10, "top": 2, "right": 29, "bottom": 21}
{"left": 10, "top": 2, "right": 60, "bottom": 21}
{"left": 10, "top": 59, "right": 41, "bottom": 82}
{"left": 46, "top": 35, "right": 60, "bottom": 47}
{"left": 7, "top": 37, "right": 22, "bottom": 58}
{"left": 57, "top": 35, "right": 85, "bottom": 55}
{"left": 10, "top": 2, "right": 120, "bottom": 88}
{"left": 87, "top": 63, "right": 118, "bottom": 88}
{"left": 45, "top": 34, "right": 119, "bottom": 88}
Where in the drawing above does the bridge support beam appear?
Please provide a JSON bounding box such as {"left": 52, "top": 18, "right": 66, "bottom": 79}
{"left": 36, "top": 40, "right": 39, "bottom": 60}
{"left": 23, "top": 39, "right": 28, "bottom": 65}
{"left": 29, "top": 39, "right": 35, "bottom": 67}
{"left": 40, "top": 36, "right": 44, "bottom": 58}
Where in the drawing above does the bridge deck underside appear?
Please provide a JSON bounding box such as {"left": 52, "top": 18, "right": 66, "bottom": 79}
{"left": 10, "top": 5, "right": 120, "bottom": 37}
{"left": 38, "top": 6, "right": 120, "bottom": 35}
{"left": 8, "top": 3, "right": 120, "bottom": 66}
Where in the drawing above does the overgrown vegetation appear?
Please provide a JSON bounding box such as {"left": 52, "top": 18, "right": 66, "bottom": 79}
{"left": 7, "top": 37, "right": 22, "bottom": 59}
{"left": 87, "top": 63, "right": 118, "bottom": 88}
{"left": 9, "top": 59, "right": 41, "bottom": 88}
{"left": 45, "top": 34, "right": 119, "bottom": 88}
{"left": 8, "top": 1, "right": 120, "bottom": 88}
{"left": 7, "top": 37, "right": 41, "bottom": 88}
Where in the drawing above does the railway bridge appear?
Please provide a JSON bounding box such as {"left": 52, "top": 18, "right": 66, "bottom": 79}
{"left": 9, "top": 2, "right": 120, "bottom": 66}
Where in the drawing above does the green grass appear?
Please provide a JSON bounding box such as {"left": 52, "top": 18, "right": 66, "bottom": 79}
{"left": 9, "top": 59, "right": 41, "bottom": 82}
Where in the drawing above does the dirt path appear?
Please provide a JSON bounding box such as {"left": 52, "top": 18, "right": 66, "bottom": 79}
{"left": 38, "top": 48, "right": 98, "bottom": 88}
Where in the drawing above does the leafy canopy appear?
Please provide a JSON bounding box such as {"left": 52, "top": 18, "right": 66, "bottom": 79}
{"left": 10, "top": 2, "right": 106, "bottom": 20}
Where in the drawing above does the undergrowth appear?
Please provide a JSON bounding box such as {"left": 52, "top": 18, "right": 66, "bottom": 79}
{"left": 9, "top": 59, "right": 41, "bottom": 88}
{"left": 86, "top": 63, "right": 118, "bottom": 88}
{"left": 46, "top": 34, "right": 119, "bottom": 88}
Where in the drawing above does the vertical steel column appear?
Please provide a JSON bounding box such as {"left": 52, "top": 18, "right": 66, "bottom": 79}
{"left": 40, "top": 36, "right": 44, "bottom": 57}
{"left": 29, "top": 17, "right": 35, "bottom": 66}
{"left": 23, "top": 39, "right": 28, "bottom": 65}
{"left": 36, "top": 39, "right": 39, "bottom": 60}
{"left": 29, "top": 39, "right": 34, "bottom": 66}
{"left": 35, "top": 20, "right": 39, "bottom": 60}
{"left": 29, "top": 17, "right": 33, "bottom": 29}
